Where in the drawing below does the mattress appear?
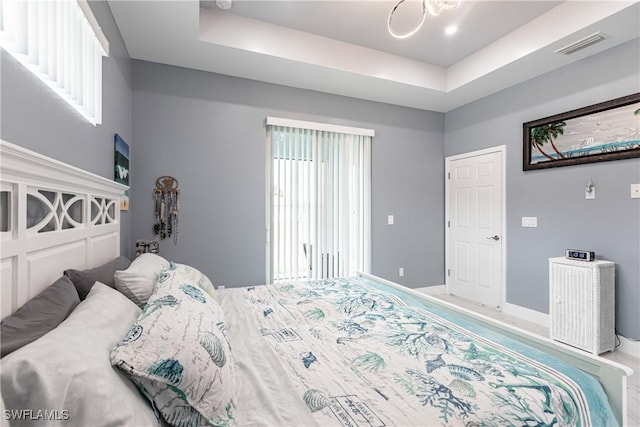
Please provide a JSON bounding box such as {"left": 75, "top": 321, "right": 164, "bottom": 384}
{"left": 217, "top": 276, "right": 617, "bottom": 426}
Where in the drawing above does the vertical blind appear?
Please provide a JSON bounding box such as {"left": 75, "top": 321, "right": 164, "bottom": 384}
{"left": 266, "top": 118, "right": 373, "bottom": 283}
{"left": 0, "top": 0, "right": 108, "bottom": 125}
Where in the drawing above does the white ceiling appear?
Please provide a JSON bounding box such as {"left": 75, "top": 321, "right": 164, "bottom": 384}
{"left": 108, "top": 0, "right": 640, "bottom": 112}
{"left": 202, "top": 1, "right": 563, "bottom": 67}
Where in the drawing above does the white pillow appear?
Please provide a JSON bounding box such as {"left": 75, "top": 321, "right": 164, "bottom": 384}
{"left": 110, "top": 263, "right": 236, "bottom": 426}
{"left": 0, "top": 283, "right": 159, "bottom": 427}
{"left": 115, "top": 253, "right": 170, "bottom": 307}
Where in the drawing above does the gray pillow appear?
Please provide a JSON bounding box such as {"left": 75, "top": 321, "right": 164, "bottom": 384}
{"left": 64, "top": 256, "right": 131, "bottom": 300}
{"left": 1, "top": 276, "right": 80, "bottom": 358}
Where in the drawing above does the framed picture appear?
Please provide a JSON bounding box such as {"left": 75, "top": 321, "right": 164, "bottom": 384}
{"left": 523, "top": 93, "right": 640, "bottom": 171}
{"left": 114, "top": 134, "right": 130, "bottom": 211}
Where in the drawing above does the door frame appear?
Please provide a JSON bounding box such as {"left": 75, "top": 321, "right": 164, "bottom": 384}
{"left": 444, "top": 145, "right": 507, "bottom": 309}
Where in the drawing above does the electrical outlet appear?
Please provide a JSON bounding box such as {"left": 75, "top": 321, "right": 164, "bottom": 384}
{"left": 218, "top": 285, "right": 225, "bottom": 290}
{"left": 388, "top": 215, "right": 394, "bottom": 225}
{"left": 399, "top": 267, "right": 404, "bottom": 277}
{"left": 631, "top": 184, "right": 640, "bottom": 199}
{"left": 585, "top": 187, "right": 595, "bottom": 200}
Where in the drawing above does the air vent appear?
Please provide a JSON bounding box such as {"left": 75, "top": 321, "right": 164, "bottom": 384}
{"left": 554, "top": 32, "right": 605, "bottom": 55}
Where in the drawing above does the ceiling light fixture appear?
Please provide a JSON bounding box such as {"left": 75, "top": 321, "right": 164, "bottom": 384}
{"left": 388, "top": 0, "right": 460, "bottom": 39}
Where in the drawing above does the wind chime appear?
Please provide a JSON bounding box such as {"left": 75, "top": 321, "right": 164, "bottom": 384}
{"left": 153, "top": 176, "right": 179, "bottom": 244}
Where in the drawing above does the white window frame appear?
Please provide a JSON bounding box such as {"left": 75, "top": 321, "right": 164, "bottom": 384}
{"left": 0, "top": 0, "right": 109, "bottom": 125}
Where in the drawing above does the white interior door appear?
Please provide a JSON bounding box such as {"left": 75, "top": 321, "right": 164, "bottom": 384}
{"left": 446, "top": 146, "right": 505, "bottom": 308}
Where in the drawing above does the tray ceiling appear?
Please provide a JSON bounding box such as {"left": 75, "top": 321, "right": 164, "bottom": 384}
{"left": 109, "top": 1, "right": 640, "bottom": 112}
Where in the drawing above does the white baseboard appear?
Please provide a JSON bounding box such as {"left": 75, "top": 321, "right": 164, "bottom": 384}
{"left": 414, "top": 287, "right": 551, "bottom": 328}
{"left": 502, "top": 302, "right": 550, "bottom": 329}
{"left": 414, "top": 285, "right": 446, "bottom": 296}
{"left": 617, "top": 335, "right": 640, "bottom": 359}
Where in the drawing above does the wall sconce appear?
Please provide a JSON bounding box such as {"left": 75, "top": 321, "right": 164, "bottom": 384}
{"left": 585, "top": 177, "right": 595, "bottom": 199}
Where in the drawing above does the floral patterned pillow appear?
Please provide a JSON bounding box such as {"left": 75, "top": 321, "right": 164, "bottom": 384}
{"left": 172, "top": 262, "right": 216, "bottom": 300}
{"left": 110, "top": 263, "right": 236, "bottom": 426}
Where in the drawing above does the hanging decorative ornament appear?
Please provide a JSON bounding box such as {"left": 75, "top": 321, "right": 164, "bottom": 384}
{"left": 153, "top": 176, "right": 180, "bottom": 244}
{"left": 172, "top": 189, "right": 179, "bottom": 245}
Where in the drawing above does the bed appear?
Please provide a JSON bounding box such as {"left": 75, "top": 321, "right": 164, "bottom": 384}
{"left": 0, "top": 140, "right": 633, "bottom": 426}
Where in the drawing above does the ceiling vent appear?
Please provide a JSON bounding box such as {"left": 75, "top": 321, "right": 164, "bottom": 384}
{"left": 554, "top": 32, "right": 605, "bottom": 55}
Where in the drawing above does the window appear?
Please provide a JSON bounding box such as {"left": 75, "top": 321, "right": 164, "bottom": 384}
{"left": 266, "top": 117, "right": 373, "bottom": 283}
{"left": 0, "top": 0, "right": 109, "bottom": 125}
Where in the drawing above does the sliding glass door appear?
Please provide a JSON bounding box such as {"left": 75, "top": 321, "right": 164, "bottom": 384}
{"left": 266, "top": 119, "right": 372, "bottom": 283}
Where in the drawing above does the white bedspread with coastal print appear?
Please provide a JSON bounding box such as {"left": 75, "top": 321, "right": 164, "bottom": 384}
{"left": 218, "top": 277, "right": 616, "bottom": 427}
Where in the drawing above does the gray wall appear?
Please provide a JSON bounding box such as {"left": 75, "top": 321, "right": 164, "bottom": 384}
{"left": 445, "top": 39, "right": 640, "bottom": 340}
{"left": 0, "top": 1, "right": 133, "bottom": 257}
{"left": 130, "top": 60, "right": 444, "bottom": 288}
{"left": 5, "top": 4, "right": 636, "bottom": 339}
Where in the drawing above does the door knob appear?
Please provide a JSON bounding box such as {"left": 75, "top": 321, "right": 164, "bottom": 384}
{"left": 486, "top": 235, "right": 500, "bottom": 241}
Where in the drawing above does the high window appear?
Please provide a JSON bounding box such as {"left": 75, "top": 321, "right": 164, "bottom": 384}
{"left": 266, "top": 117, "right": 373, "bottom": 283}
{"left": 0, "top": 0, "right": 109, "bottom": 125}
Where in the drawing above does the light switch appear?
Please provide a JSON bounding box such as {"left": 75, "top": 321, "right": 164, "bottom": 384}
{"left": 522, "top": 217, "right": 537, "bottom": 228}
{"left": 399, "top": 267, "right": 404, "bottom": 277}
{"left": 388, "top": 215, "right": 394, "bottom": 225}
{"left": 631, "top": 184, "right": 640, "bottom": 199}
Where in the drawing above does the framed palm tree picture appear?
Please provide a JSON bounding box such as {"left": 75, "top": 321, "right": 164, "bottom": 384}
{"left": 523, "top": 93, "right": 640, "bottom": 170}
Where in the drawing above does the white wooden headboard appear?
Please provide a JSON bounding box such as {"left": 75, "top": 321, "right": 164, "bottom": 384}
{"left": 0, "top": 140, "right": 128, "bottom": 320}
